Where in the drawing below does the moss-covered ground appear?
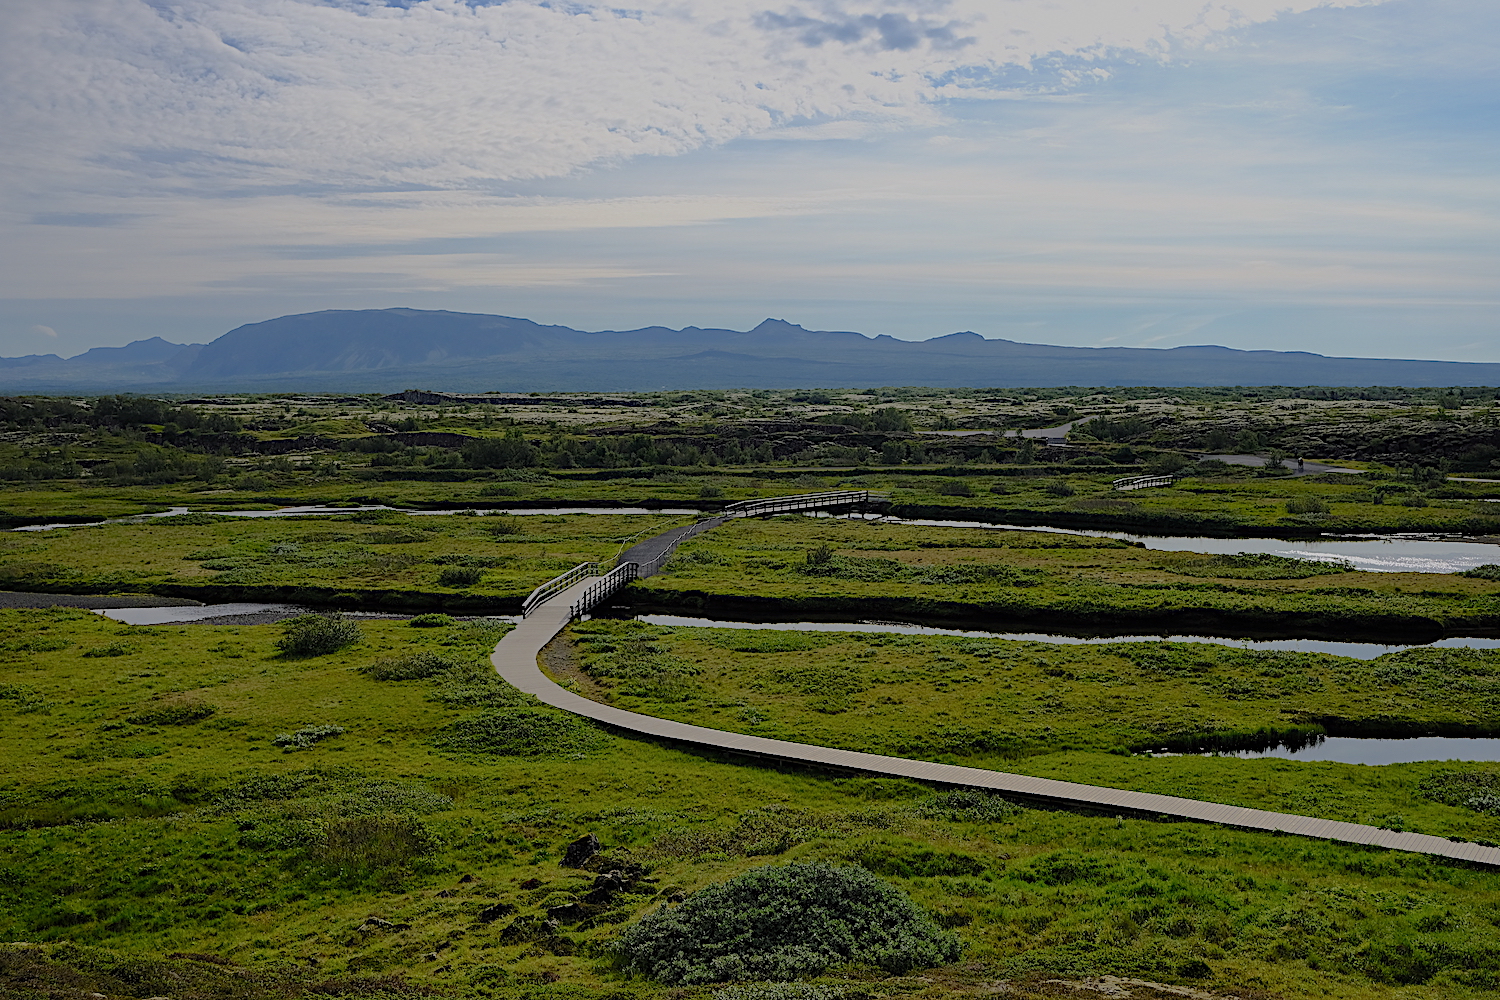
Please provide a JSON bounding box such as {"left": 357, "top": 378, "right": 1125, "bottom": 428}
{"left": 5, "top": 608, "right": 1500, "bottom": 999}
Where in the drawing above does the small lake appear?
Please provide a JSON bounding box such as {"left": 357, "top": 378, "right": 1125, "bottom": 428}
{"left": 811, "top": 512, "right": 1500, "bottom": 574}
{"left": 630, "top": 614, "right": 1500, "bottom": 660}
{"left": 1195, "top": 736, "right": 1500, "bottom": 765}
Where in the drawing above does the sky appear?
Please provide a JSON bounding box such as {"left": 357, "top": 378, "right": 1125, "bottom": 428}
{"left": 1, "top": 0, "right": 1496, "bottom": 361}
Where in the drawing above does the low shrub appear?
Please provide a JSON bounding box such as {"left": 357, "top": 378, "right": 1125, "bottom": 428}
{"left": 126, "top": 701, "right": 216, "bottom": 726}
{"left": 1285, "top": 495, "right": 1331, "bottom": 515}
{"left": 613, "top": 862, "right": 960, "bottom": 983}
{"left": 273, "top": 724, "right": 345, "bottom": 750}
{"left": 81, "top": 642, "right": 134, "bottom": 658}
{"left": 937, "top": 480, "right": 972, "bottom": 497}
{"left": 1460, "top": 564, "right": 1500, "bottom": 581}
{"left": 362, "top": 652, "right": 458, "bottom": 681}
{"left": 437, "top": 566, "right": 484, "bottom": 587}
{"left": 275, "top": 615, "right": 361, "bottom": 656}
{"left": 406, "top": 613, "right": 456, "bottom": 628}
{"left": 435, "top": 710, "right": 605, "bottom": 757}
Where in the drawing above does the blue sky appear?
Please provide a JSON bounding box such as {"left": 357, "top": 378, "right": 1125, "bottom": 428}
{"left": 1, "top": 0, "right": 1495, "bottom": 361}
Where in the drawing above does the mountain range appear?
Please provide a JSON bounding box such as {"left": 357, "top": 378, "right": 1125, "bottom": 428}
{"left": 4, "top": 308, "right": 1498, "bottom": 392}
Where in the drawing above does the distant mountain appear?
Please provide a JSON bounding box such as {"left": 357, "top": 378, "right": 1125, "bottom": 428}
{"left": 3, "top": 308, "right": 1499, "bottom": 392}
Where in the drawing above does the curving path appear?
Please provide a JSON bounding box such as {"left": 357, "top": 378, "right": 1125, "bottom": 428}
{"left": 492, "top": 575, "right": 1500, "bottom": 866}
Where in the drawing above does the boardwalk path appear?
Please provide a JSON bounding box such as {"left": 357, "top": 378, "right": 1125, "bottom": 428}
{"left": 492, "top": 528, "right": 1500, "bottom": 867}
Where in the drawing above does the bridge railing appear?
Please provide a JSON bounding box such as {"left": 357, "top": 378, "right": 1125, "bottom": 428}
{"left": 569, "top": 561, "right": 639, "bottom": 618}
{"left": 1113, "top": 474, "right": 1178, "bottom": 492}
{"left": 720, "top": 490, "right": 890, "bottom": 519}
{"left": 521, "top": 561, "right": 599, "bottom": 617}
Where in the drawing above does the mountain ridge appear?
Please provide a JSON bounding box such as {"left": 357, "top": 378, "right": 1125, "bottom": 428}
{"left": 3, "top": 307, "right": 1497, "bottom": 391}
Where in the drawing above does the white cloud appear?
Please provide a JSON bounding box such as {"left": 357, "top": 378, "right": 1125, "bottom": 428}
{"left": 0, "top": 0, "right": 1387, "bottom": 195}
{"left": 30, "top": 325, "right": 58, "bottom": 338}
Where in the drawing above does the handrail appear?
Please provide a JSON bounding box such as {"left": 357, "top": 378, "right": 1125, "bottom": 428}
{"left": 720, "top": 490, "right": 890, "bottom": 518}
{"left": 522, "top": 561, "right": 599, "bottom": 617}
{"left": 1113, "top": 474, "right": 1178, "bottom": 492}
{"left": 569, "top": 561, "right": 639, "bottom": 618}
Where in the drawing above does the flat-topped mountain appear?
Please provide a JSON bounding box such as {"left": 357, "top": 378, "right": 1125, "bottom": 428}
{"left": 4, "top": 308, "right": 1498, "bottom": 391}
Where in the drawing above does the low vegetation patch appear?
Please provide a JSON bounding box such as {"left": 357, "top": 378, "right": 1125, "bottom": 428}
{"left": 275, "top": 615, "right": 362, "bottom": 656}
{"left": 613, "top": 862, "right": 961, "bottom": 983}
{"left": 434, "top": 709, "right": 606, "bottom": 757}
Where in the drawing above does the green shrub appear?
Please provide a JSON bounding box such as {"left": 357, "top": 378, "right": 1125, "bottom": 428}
{"left": 362, "top": 652, "right": 458, "bottom": 681}
{"left": 438, "top": 566, "right": 484, "bottom": 587}
{"left": 699, "top": 485, "right": 725, "bottom": 499}
{"left": 407, "top": 613, "right": 456, "bottom": 628}
{"left": 272, "top": 724, "right": 345, "bottom": 750}
{"left": 937, "top": 480, "right": 972, "bottom": 497}
{"left": 613, "top": 862, "right": 961, "bottom": 983}
{"left": 81, "top": 642, "right": 134, "bottom": 658}
{"left": 1460, "top": 564, "right": 1500, "bottom": 581}
{"left": 435, "top": 710, "right": 605, "bottom": 757}
{"left": 1285, "top": 495, "right": 1331, "bottom": 515}
{"left": 274, "top": 615, "right": 361, "bottom": 656}
{"left": 126, "top": 701, "right": 216, "bottom": 726}
{"left": 1043, "top": 480, "right": 1075, "bottom": 497}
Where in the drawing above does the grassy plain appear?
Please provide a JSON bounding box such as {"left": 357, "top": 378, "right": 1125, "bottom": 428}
{"left": 0, "top": 511, "right": 695, "bottom": 609}
{"left": 5, "top": 466, "right": 1500, "bottom": 536}
{"left": 563, "top": 619, "right": 1500, "bottom": 839}
{"left": 633, "top": 516, "right": 1500, "bottom": 637}
{"left": 5, "top": 608, "right": 1500, "bottom": 998}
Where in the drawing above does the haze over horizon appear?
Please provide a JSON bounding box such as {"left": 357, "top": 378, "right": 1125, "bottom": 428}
{"left": 2, "top": 1, "right": 1496, "bottom": 365}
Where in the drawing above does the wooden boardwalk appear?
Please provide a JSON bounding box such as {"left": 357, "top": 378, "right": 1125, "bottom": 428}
{"left": 492, "top": 577, "right": 1500, "bottom": 867}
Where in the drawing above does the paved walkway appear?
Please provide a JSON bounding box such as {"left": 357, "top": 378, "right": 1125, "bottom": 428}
{"left": 491, "top": 577, "right": 1500, "bottom": 867}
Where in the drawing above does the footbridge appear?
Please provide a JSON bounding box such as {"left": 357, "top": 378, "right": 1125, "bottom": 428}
{"left": 494, "top": 500, "right": 1500, "bottom": 867}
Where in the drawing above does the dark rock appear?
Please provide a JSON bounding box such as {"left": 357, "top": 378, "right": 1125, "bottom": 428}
{"left": 458, "top": 873, "right": 477, "bottom": 883}
{"left": 436, "top": 889, "right": 453, "bottom": 898}
{"left": 477, "top": 902, "right": 517, "bottom": 924}
{"left": 546, "top": 902, "right": 585, "bottom": 924}
{"left": 518, "top": 877, "right": 542, "bottom": 890}
{"left": 582, "top": 870, "right": 627, "bottom": 905}
{"left": 561, "top": 833, "right": 600, "bottom": 868}
{"left": 668, "top": 891, "right": 686, "bottom": 904}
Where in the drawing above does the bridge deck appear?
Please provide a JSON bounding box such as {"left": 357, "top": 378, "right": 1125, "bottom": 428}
{"left": 491, "top": 578, "right": 1500, "bottom": 867}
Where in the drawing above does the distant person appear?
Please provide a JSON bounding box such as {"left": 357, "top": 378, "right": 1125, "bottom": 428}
{"left": 1297, "top": 456, "right": 1305, "bottom": 473}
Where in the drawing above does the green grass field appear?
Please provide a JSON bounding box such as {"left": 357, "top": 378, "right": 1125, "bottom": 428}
{"left": 0, "top": 510, "right": 696, "bottom": 609}
{"left": 5, "top": 609, "right": 1500, "bottom": 998}
{"left": 632, "top": 516, "right": 1500, "bottom": 637}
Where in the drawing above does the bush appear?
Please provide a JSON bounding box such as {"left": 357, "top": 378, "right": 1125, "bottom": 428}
{"left": 699, "top": 485, "right": 725, "bottom": 499}
{"left": 126, "top": 700, "right": 216, "bottom": 726}
{"left": 275, "top": 615, "right": 362, "bottom": 656}
{"left": 273, "top": 724, "right": 345, "bottom": 750}
{"left": 407, "top": 613, "right": 456, "bottom": 628}
{"left": 362, "top": 652, "right": 458, "bottom": 681}
{"left": 613, "top": 862, "right": 961, "bottom": 984}
{"left": 1286, "top": 495, "right": 1331, "bottom": 515}
{"left": 1460, "top": 564, "right": 1500, "bottom": 581}
{"left": 438, "top": 566, "right": 484, "bottom": 587}
{"left": 435, "top": 710, "right": 605, "bottom": 757}
{"left": 937, "top": 480, "right": 972, "bottom": 497}
{"left": 1043, "top": 480, "right": 1075, "bottom": 497}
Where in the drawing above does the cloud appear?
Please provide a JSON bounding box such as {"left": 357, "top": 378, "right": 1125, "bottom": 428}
{"left": 0, "top": 0, "right": 1388, "bottom": 196}
{"left": 31, "top": 325, "right": 58, "bottom": 338}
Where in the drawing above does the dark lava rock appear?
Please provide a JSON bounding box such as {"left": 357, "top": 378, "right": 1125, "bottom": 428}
{"left": 546, "top": 902, "right": 586, "bottom": 924}
{"left": 458, "top": 873, "right": 477, "bottom": 883}
{"left": 561, "top": 833, "right": 600, "bottom": 868}
{"left": 477, "top": 902, "right": 517, "bottom": 924}
{"left": 518, "top": 877, "right": 542, "bottom": 890}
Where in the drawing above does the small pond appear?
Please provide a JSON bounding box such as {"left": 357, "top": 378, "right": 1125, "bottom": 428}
{"left": 1194, "top": 736, "right": 1500, "bottom": 766}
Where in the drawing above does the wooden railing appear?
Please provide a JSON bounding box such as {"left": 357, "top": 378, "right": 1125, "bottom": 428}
{"left": 569, "top": 561, "right": 639, "bottom": 618}
{"left": 521, "top": 561, "right": 599, "bottom": 617}
{"left": 1113, "top": 474, "right": 1178, "bottom": 492}
{"left": 720, "top": 490, "right": 891, "bottom": 518}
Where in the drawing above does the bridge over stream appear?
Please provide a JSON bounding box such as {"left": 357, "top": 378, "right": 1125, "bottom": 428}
{"left": 496, "top": 492, "right": 1500, "bottom": 867}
